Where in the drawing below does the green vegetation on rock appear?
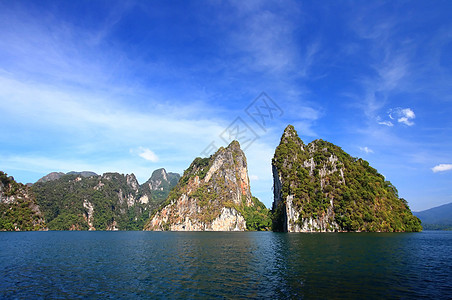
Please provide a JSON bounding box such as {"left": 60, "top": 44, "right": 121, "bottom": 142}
{"left": 239, "top": 196, "right": 271, "bottom": 231}
{"left": 0, "top": 171, "right": 47, "bottom": 231}
{"left": 272, "top": 125, "right": 422, "bottom": 232}
{"left": 31, "top": 170, "right": 179, "bottom": 231}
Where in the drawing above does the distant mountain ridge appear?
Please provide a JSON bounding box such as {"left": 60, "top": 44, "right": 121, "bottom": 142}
{"left": 414, "top": 203, "right": 452, "bottom": 230}
{"left": 37, "top": 171, "right": 98, "bottom": 183}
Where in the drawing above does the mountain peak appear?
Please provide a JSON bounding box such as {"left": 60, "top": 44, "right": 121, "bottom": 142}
{"left": 281, "top": 124, "right": 305, "bottom": 145}
{"left": 226, "top": 140, "right": 241, "bottom": 151}
{"left": 150, "top": 168, "right": 168, "bottom": 181}
{"left": 283, "top": 124, "right": 298, "bottom": 137}
{"left": 284, "top": 124, "right": 296, "bottom": 133}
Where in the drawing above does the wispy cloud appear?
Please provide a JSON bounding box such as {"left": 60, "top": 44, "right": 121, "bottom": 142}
{"left": 377, "top": 120, "right": 394, "bottom": 127}
{"left": 0, "top": 73, "right": 227, "bottom": 181}
{"left": 228, "top": 0, "right": 312, "bottom": 76}
{"left": 134, "top": 147, "right": 159, "bottom": 162}
{"left": 388, "top": 107, "right": 415, "bottom": 126}
{"left": 378, "top": 107, "right": 416, "bottom": 127}
{"left": 432, "top": 164, "right": 452, "bottom": 173}
{"left": 359, "top": 146, "right": 374, "bottom": 154}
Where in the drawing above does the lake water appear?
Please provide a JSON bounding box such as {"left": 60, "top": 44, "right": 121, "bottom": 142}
{"left": 0, "top": 231, "right": 451, "bottom": 299}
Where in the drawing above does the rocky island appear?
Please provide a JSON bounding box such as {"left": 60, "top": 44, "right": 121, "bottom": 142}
{"left": 271, "top": 125, "right": 422, "bottom": 232}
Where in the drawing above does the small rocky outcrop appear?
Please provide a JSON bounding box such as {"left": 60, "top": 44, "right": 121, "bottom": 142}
{"left": 144, "top": 141, "right": 256, "bottom": 231}
{"left": 0, "top": 172, "right": 47, "bottom": 231}
{"left": 272, "top": 125, "right": 422, "bottom": 232}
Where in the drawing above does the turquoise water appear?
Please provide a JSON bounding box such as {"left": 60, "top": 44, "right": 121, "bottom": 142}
{"left": 0, "top": 231, "right": 451, "bottom": 299}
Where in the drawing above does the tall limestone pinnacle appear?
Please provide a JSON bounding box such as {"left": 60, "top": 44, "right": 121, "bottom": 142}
{"left": 272, "top": 125, "right": 422, "bottom": 232}
{"left": 144, "top": 140, "right": 261, "bottom": 231}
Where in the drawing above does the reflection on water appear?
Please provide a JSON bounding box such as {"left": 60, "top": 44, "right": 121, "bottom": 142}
{"left": 0, "top": 231, "right": 451, "bottom": 299}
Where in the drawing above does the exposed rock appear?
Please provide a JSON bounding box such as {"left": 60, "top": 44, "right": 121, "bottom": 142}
{"left": 144, "top": 141, "right": 255, "bottom": 231}
{"left": 36, "top": 172, "right": 66, "bottom": 183}
{"left": 139, "top": 194, "right": 149, "bottom": 204}
{"left": 143, "top": 168, "right": 180, "bottom": 195}
{"left": 106, "top": 220, "right": 119, "bottom": 231}
{"left": 126, "top": 174, "right": 139, "bottom": 192}
{"left": 0, "top": 171, "right": 47, "bottom": 231}
{"left": 83, "top": 199, "right": 95, "bottom": 230}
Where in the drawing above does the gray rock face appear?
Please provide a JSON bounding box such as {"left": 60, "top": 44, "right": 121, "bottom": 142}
{"left": 143, "top": 168, "right": 180, "bottom": 193}
{"left": 0, "top": 172, "right": 47, "bottom": 231}
{"left": 37, "top": 171, "right": 98, "bottom": 183}
{"left": 272, "top": 125, "right": 340, "bottom": 232}
{"left": 145, "top": 140, "right": 253, "bottom": 231}
{"left": 36, "top": 172, "right": 66, "bottom": 183}
{"left": 126, "top": 174, "right": 139, "bottom": 192}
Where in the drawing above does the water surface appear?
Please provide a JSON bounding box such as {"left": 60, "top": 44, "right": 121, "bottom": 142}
{"left": 1, "top": 231, "right": 450, "bottom": 299}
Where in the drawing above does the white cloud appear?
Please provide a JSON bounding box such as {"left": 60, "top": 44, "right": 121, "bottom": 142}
{"left": 378, "top": 120, "right": 394, "bottom": 127}
{"left": 432, "top": 164, "right": 452, "bottom": 173}
{"left": 402, "top": 108, "right": 415, "bottom": 119}
{"left": 136, "top": 147, "right": 159, "bottom": 162}
{"left": 389, "top": 107, "right": 416, "bottom": 126}
{"left": 398, "top": 117, "right": 414, "bottom": 126}
{"left": 379, "top": 107, "right": 416, "bottom": 127}
{"left": 359, "top": 146, "right": 374, "bottom": 154}
{"left": 0, "top": 73, "right": 229, "bottom": 184}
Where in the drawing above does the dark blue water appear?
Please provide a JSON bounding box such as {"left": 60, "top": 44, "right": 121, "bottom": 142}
{"left": 0, "top": 231, "right": 451, "bottom": 299}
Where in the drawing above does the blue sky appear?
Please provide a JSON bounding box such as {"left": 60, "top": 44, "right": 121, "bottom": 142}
{"left": 1, "top": 0, "right": 451, "bottom": 211}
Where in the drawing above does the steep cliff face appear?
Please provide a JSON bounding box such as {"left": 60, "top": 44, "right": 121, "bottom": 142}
{"left": 144, "top": 141, "right": 258, "bottom": 231}
{"left": 0, "top": 172, "right": 47, "bottom": 231}
{"left": 272, "top": 125, "right": 422, "bottom": 232}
